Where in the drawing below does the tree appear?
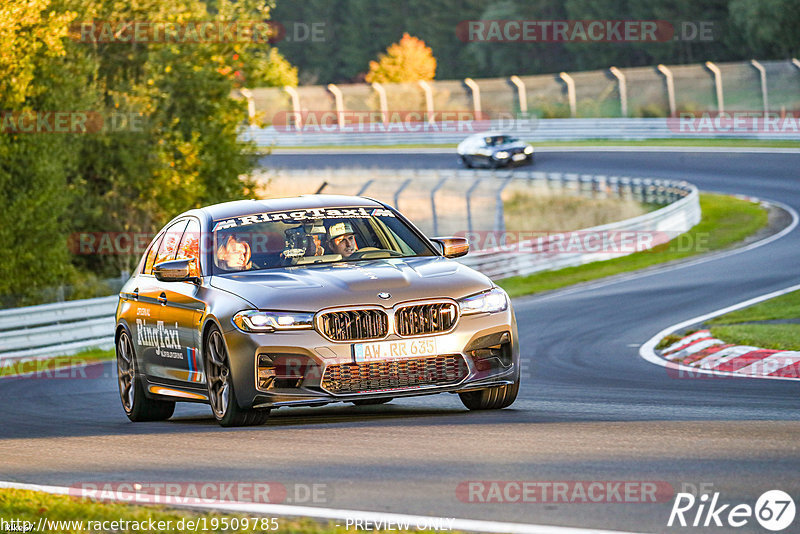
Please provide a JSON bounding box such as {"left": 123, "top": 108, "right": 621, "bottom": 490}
{"left": 729, "top": 0, "right": 800, "bottom": 58}
{"left": 0, "top": 0, "right": 300, "bottom": 304}
{"left": 65, "top": 0, "right": 298, "bottom": 277}
{"left": 0, "top": 0, "right": 89, "bottom": 305}
{"left": 366, "top": 33, "right": 436, "bottom": 83}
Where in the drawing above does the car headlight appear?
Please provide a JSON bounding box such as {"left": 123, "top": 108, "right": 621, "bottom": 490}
{"left": 494, "top": 151, "right": 510, "bottom": 159}
{"left": 233, "top": 310, "right": 314, "bottom": 332}
{"left": 523, "top": 145, "right": 534, "bottom": 154}
{"left": 458, "top": 287, "right": 508, "bottom": 315}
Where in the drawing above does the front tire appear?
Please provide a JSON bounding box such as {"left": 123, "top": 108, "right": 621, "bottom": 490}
{"left": 116, "top": 330, "right": 175, "bottom": 422}
{"left": 459, "top": 379, "right": 519, "bottom": 410}
{"left": 205, "top": 326, "right": 270, "bottom": 427}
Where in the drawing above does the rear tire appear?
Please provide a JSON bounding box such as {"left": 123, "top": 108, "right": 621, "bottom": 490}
{"left": 459, "top": 379, "right": 519, "bottom": 410}
{"left": 205, "top": 325, "right": 270, "bottom": 427}
{"left": 459, "top": 155, "right": 474, "bottom": 168}
{"left": 116, "top": 331, "right": 175, "bottom": 422}
{"left": 351, "top": 398, "right": 393, "bottom": 406}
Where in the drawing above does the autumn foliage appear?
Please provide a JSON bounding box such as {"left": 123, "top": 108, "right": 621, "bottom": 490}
{"left": 366, "top": 33, "right": 436, "bottom": 84}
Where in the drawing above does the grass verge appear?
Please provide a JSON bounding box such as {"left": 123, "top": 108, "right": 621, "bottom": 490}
{"left": 0, "top": 488, "right": 382, "bottom": 534}
{"left": 708, "top": 324, "right": 800, "bottom": 351}
{"left": 0, "top": 348, "right": 115, "bottom": 379}
{"left": 703, "top": 289, "right": 800, "bottom": 351}
{"left": 706, "top": 290, "right": 800, "bottom": 325}
{"left": 497, "top": 193, "right": 769, "bottom": 298}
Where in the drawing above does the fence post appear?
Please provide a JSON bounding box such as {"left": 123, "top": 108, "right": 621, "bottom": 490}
{"left": 393, "top": 178, "right": 412, "bottom": 209}
{"left": 750, "top": 60, "right": 769, "bottom": 114}
{"left": 609, "top": 67, "right": 628, "bottom": 117}
{"left": 494, "top": 176, "right": 514, "bottom": 235}
{"left": 327, "top": 83, "right": 345, "bottom": 126}
{"left": 418, "top": 81, "right": 435, "bottom": 123}
{"left": 465, "top": 177, "right": 483, "bottom": 234}
{"left": 371, "top": 82, "right": 389, "bottom": 124}
{"left": 283, "top": 86, "right": 302, "bottom": 129}
{"left": 656, "top": 65, "right": 676, "bottom": 117}
{"left": 431, "top": 175, "right": 448, "bottom": 235}
{"left": 357, "top": 179, "right": 374, "bottom": 196}
{"left": 558, "top": 72, "right": 577, "bottom": 117}
{"left": 509, "top": 75, "right": 527, "bottom": 117}
{"left": 239, "top": 88, "right": 256, "bottom": 125}
{"left": 705, "top": 61, "right": 724, "bottom": 113}
{"left": 464, "top": 78, "right": 482, "bottom": 118}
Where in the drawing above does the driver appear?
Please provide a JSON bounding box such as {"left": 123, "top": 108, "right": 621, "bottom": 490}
{"left": 216, "top": 234, "right": 251, "bottom": 270}
{"left": 326, "top": 221, "right": 359, "bottom": 258}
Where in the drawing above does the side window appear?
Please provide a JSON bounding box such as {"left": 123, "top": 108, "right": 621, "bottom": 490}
{"left": 142, "top": 233, "right": 164, "bottom": 275}
{"left": 155, "top": 220, "right": 188, "bottom": 267}
{"left": 176, "top": 219, "right": 201, "bottom": 277}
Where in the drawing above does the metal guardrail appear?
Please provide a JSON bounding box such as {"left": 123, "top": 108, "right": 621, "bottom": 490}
{"left": 0, "top": 171, "right": 700, "bottom": 362}
{"left": 458, "top": 183, "right": 700, "bottom": 279}
{"left": 256, "top": 168, "right": 692, "bottom": 238}
{"left": 0, "top": 296, "right": 117, "bottom": 361}
{"left": 242, "top": 118, "right": 800, "bottom": 147}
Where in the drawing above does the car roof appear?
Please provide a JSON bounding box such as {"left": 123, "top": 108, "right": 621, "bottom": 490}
{"left": 197, "top": 194, "right": 385, "bottom": 221}
{"left": 465, "top": 131, "right": 514, "bottom": 140}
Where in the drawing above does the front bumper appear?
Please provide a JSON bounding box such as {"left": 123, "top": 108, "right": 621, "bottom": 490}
{"left": 222, "top": 307, "right": 520, "bottom": 410}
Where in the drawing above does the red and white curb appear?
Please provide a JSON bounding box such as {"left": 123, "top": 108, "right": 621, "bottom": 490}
{"left": 660, "top": 329, "right": 800, "bottom": 379}
{"left": 640, "top": 283, "right": 800, "bottom": 381}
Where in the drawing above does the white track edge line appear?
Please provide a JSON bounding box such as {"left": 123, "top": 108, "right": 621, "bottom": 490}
{"left": 639, "top": 282, "right": 800, "bottom": 381}
{"left": 0, "top": 480, "right": 645, "bottom": 534}
{"left": 519, "top": 197, "right": 799, "bottom": 305}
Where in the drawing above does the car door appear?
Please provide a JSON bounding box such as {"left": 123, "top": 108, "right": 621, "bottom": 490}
{"left": 126, "top": 231, "right": 165, "bottom": 371}
{"left": 136, "top": 219, "right": 187, "bottom": 379}
{"left": 476, "top": 137, "right": 493, "bottom": 167}
{"left": 156, "top": 217, "right": 207, "bottom": 389}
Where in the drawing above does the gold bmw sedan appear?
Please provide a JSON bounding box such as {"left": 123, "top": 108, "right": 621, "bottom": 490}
{"left": 115, "top": 195, "right": 520, "bottom": 426}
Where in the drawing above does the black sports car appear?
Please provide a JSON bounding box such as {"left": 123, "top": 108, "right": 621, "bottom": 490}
{"left": 115, "top": 195, "right": 521, "bottom": 426}
{"left": 457, "top": 132, "right": 534, "bottom": 168}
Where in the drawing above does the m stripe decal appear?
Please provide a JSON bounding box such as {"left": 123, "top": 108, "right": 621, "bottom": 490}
{"left": 186, "top": 347, "right": 202, "bottom": 382}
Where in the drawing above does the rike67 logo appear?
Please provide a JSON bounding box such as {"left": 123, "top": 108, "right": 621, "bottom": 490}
{"left": 668, "top": 489, "right": 795, "bottom": 531}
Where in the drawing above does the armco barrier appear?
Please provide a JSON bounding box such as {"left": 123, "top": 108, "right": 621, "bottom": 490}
{"left": 458, "top": 183, "right": 700, "bottom": 279}
{"left": 0, "top": 296, "right": 117, "bottom": 361}
{"left": 0, "top": 173, "right": 700, "bottom": 362}
{"left": 242, "top": 118, "right": 800, "bottom": 147}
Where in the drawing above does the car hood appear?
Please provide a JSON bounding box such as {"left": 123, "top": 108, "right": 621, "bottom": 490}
{"left": 209, "top": 256, "right": 493, "bottom": 311}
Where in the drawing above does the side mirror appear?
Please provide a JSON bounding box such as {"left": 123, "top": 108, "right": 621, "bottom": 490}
{"left": 432, "top": 237, "right": 470, "bottom": 258}
{"left": 154, "top": 259, "right": 200, "bottom": 284}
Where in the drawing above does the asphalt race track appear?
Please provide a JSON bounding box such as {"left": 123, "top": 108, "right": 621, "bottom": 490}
{"left": 2, "top": 149, "right": 799, "bottom": 533}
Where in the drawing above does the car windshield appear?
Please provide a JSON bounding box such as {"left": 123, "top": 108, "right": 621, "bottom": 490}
{"left": 211, "top": 206, "right": 435, "bottom": 273}
{"left": 484, "top": 135, "right": 518, "bottom": 146}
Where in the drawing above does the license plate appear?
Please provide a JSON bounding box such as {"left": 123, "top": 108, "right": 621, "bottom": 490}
{"left": 512, "top": 153, "right": 526, "bottom": 161}
{"left": 353, "top": 338, "right": 438, "bottom": 363}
